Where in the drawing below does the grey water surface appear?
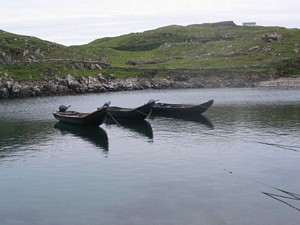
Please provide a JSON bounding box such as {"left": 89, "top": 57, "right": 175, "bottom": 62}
{"left": 0, "top": 88, "right": 300, "bottom": 225}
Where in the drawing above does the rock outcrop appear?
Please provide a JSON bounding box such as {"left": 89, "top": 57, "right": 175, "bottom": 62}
{"left": 258, "top": 77, "right": 300, "bottom": 87}
{"left": 0, "top": 73, "right": 278, "bottom": 99}
{"left": 262, "top": 32, "right": 284, "bottom": 42}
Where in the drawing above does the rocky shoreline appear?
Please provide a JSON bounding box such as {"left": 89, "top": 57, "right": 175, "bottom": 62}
{"left": 257, "top": 77, "right": 300, "bottom": 88}
{"left": 0, "top": 74, "right": 298, "bottom": 99}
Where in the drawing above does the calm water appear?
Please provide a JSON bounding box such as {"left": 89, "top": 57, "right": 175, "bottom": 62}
{"left": 0, "top": 88, "right": 300, "bottom": 225}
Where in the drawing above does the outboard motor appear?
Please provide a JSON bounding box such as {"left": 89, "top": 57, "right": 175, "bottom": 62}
{"left": 103, "top": 101, "right": 111, "bottom": 108}
{"left": 59, "top": 105, "right": 71, "bottom": 112}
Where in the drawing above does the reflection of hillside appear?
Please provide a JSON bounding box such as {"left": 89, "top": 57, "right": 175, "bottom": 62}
{"left": 253, "top": 104, "right": 300, "bottom": 128}
{"left": 54, "top": 122, "right": 109, "bottom": 152}
{"left": 0, "top": 120, "right": 55, "bottom": 159}
{"left": 105, "top": 118, "right": 153, "bottom": 140}
{"left": 211, "top": 104, "right": 300, "bottom": 129}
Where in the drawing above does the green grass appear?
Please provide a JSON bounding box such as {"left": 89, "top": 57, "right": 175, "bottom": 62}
{"left": 0, "top": 63, "right": 102, "bottom": 81}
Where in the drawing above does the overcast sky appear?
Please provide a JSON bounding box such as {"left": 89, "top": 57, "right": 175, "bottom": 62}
{"left": 0, "top": 0, "right": 299, "bottom": 46}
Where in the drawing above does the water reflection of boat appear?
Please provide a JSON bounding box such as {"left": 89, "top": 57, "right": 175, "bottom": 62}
{"left": 182, "top": 114, "right": 214, "bottom": 128}
{"left": 105, "top": 118, "right": 153, "bottom": 139}
{"left": 54, "top": 122, "right": 109, "bottom": 152}
{"left": 151, "top": 114, "right": 214, "bottom": 128}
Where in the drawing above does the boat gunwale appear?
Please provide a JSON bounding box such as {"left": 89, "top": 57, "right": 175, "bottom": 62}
{"left": 153, "top": 99, "right": 214, "bottom": 109}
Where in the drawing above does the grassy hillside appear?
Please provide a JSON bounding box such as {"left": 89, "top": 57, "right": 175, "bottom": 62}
{"left": 0, "top": 30, "right": 109, "bottom": 81}
{"left": 1, "top": 21, "right": 299, "bottom": 82}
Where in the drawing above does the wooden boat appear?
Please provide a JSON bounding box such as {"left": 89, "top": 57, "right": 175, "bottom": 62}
{"left": 151, "top": 99, "right": 214, "bottom": 118}
{"left": 53, "top": 104, "right": 108, "bottom": 126}
{"left": 107, "top": 100, "right": 155, "bottom": 120}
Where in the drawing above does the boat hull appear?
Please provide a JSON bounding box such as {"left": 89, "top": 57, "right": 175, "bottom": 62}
{"left": 53, "top": 107, "right": 107, "bottom": 126}
{"left": 108, "top": 101, "right": 154, "bottom": 120}
{"left": 151, "top": 99, "right": 214, "bottom": 118}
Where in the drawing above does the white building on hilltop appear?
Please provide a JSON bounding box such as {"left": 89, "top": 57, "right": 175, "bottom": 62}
{"left": 243, "top": 22, "right": 256, "bottom": 26}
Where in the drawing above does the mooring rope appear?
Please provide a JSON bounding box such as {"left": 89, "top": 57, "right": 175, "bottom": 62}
{"left": 133, "top": 108, "right": 151, "bottom": 117}
{"left": 107, "top": 110, "right": 122, "bottom": 126}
